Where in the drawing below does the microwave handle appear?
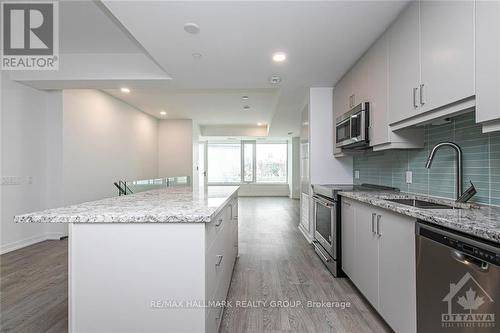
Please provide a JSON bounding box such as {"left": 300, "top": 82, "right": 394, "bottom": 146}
{"left": 350, "top": 114, "right": 358, "bottom": 141}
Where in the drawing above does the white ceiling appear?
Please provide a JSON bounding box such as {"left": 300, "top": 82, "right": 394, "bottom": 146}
{"left": 103, "top": 88, "right": 279, "bottom": 126}
{"left": 59, "top": 0, "right": 143, "bottom": 54}
{"left": 100, "top": 0, "right": 409, "bottom": 136}
{"left": 12, "top": 0, "right": 409, "bottom": 137}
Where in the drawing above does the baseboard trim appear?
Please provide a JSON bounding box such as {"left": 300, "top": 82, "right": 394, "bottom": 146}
{"left": 45, "top": 232, "right": 66, "bottom": 240}
{"left": 1, "top": 232, "right": 67, "bottom": 255}
{"left": 298, "top": 224, "right": 313, "bottom": 243}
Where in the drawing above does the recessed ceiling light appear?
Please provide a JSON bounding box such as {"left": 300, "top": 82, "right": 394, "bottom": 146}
{"left": 120, "top": 87, "right": 130, "bottom": 93}
{"left": 243, "top": 106, "right": 250, "bottom": 110}
{"left": 192, "top": 52, "right": 202, "bottom": 60}
{"left": 184, "top": 23, "right": 200, "bottom": 34}
{"left": 258, "top": 122, "right": 266, "bottom": 126}
{"left": 272, "top": 52, "right": 287, "bottom": 62}
{"left": 269, "top": 74, "right": 282, "bottom": 85}
{"left": 160, "top": 111, "right": 167, "bottom": 116}
{"left": 242, "top": 96, "right": 249, "bottom": 100}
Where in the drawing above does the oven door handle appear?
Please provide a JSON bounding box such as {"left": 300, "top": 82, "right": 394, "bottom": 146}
{"left": 313, "top": 241, "right": 331, "bottom": 263}
{"left": 313, "top": 196, "right": 335, "bottom": 208}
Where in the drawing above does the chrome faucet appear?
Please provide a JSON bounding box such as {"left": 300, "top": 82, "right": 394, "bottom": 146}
{"left": 425, "top": 142, "right": 463, "bottom": 199}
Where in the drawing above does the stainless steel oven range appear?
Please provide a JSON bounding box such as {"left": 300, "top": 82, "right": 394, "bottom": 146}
{"left": 312, "top": 183, "right": 399, "bottom": 277}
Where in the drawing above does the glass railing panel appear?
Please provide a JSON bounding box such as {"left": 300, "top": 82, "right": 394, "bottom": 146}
{"left": 120, "top": 176, "right": 191, "bottom": 195}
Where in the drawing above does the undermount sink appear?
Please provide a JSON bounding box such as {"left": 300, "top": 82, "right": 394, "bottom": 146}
{"left": 386, "top": 198, "right": 462, "bottom": 210}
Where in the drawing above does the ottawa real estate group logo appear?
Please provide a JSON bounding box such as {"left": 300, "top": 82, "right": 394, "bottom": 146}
{"left": 441, "top": 272, "right": 495, "bottom": 329}
{"left": 1, "top": 1, "right": 59, "bottom": 70}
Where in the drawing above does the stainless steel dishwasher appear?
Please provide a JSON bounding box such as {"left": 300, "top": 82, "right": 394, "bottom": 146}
{"left": 416, "top": 222, "right": 500, "bottom": 333}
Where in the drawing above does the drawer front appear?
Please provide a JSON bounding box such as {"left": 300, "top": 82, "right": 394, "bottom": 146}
{"left": 206, "top": 210, "right": 227, "bottom": 299}
{"left": 229, "top": 198, "right": 238, "bottom": 258}
{"left": 206, "top": 300, "right": 225, "bottom": 333}
{"left": 205, "top": 209, "right": 225, "bottom": 251}
{"left": 205, "top": 199, "right": 238, "bottom": 319}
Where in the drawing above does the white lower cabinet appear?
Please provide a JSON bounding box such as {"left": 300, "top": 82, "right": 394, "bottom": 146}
{"left": 205, "top": 199, "right": 239, "bottom": 333}
{"left": 378, "top": 208, "right": 416, "bottom": 333}
{"left": 340, "top": 199, "right": 356, "bottom": 278}
{"left": 354, "top": 203, "right": 379, "bottom": 306}
{"left": 300, "top": 192, "right": 312, "bottom": 240}
{"left": 68, "top": 195, "right": 239, "bottom": 333}
{"left": 341, "top": 198, "right": 416, "bottom": 333}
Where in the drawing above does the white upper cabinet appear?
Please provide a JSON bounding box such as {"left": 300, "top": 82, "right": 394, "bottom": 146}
{"left": 333, "top": 71, "right": 352, "bottom": 119}
{"left": 363, "top": 34, "right": 389, "bottom": 147}
{"left": 334, "top": 0, "right": 480, "bottom": 153}
{"left": 333, "top": 71, "right": 352, "bottom": 156}
{"left": 386, "top": 0, "right": 475, "bottom": 131}
{"left": 388, "top": 1, "right": 421, "bottom": 125}
{"left": 351, "top": 53, "right": 369, "bottom": 108}
{"left": 476, "top": 0, "right": 500, "bottom": 132}
{"left": 419, "top": 0, "right": 475, "bottom": 113}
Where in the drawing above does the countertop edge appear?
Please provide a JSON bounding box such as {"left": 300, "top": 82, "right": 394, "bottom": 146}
{"left": 339, "top": 191, "right": 500, "bottom": 245}
{"left": 14, "top": 186, "right": 240, "bottom": 224}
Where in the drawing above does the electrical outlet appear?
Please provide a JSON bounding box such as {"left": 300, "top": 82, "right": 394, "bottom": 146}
{"left": 1, "top": 176, "right": 32, "bottom": 186}
{"left": 406, "top": 171, "right": 413, "bottom": 184}
{"left": 354, "top": 170, "right": 360, "bottom": 179}
{"left": 1, "top": 176, "right": 22, "bottom": 185}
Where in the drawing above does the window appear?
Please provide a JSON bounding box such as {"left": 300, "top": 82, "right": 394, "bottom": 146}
{"left": 207, "top": 141, "right": 287, "bottom": 184}
{"left": 256, "top": 143, "right": 287, "bottom": 183}
{"left": 207, "top": 143, "right": 241, "bottom": 183}
{"left": 243, "top": 142, "right": 254, "bottom": 182}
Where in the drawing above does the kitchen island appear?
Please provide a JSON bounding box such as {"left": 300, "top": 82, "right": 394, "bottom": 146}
{"left": 15, "top": 185, "right": 239, "bottom": 333}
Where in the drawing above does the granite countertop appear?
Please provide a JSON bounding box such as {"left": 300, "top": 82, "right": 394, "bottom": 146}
{"left": 339, "top": 190, "right": 500, "bottom": 245}
{"left": 14, "top": 186, "right": 239, "bottom": 223}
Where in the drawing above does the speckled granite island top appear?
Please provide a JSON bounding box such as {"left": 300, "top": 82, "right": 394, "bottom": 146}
{"left": 14, "top": 186, "right": 239, "bottom": 223}
{"left": 340, "top": 190, "right": 500, "bottom": 245}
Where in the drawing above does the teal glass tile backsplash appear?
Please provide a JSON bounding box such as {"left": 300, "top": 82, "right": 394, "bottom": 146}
{"left": 353, "top": 112, "right": 499, "bottom": 206}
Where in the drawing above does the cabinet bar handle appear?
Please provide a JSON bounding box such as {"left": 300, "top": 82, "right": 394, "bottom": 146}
{"left": 371, "top": 213, "right": 377, "bottom": 234}
{"left": 216, "top": 254, "right": 223, "bottom": 266}
{"left": 420, "top": 83, "right": 425, "bottom": 106}
{"left": 376, "top": 215, "right": 382, "bottom": 236}
{"left": 413, "top": 87, "right": 419, "bottom": 109}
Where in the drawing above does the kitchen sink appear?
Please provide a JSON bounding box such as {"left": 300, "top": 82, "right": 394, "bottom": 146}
{"left": 386, "top": 198, "right": 462, "bottom": 209}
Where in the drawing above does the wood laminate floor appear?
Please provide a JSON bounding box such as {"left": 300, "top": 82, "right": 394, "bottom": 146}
{"left": 1, "top": 239, "right": 68, "bottom": 332}
{"left": 219, "top": 197, "right": 391, "bottom": 333}
{"left": 0, "top": 197, "right": 391, "bottom": 333}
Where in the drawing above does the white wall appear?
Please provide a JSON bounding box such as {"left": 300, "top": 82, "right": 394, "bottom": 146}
{"left": 290, "top": 136, "right": 301, "bottom": 199}
{"left": 309, "top": 88, "right": 353, "bottom": 184}
{"left": 238, "top": 184, "right": 290, "bottom": 197}
{"left": 44, "top": 90, "right": 66, "bottom": 237}
{"left": 1, "top": 74, "right": 54, "bottom": 253}
{"left": 0, "top": 86, "right": 160, "bottom": 253}
{"left": 62, "top": 90, "right": 158, "bottom": 205}
{"left": 192, "top": 121, "right": 201, "bottom": 189}
{"left": 158, "top": 119, "right": 193, "bottom": 178}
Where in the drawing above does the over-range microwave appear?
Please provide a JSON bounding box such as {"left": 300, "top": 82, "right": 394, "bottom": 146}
{"left": 335, "top": 102, "right": 370, "bottom": 149}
